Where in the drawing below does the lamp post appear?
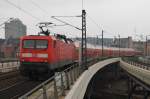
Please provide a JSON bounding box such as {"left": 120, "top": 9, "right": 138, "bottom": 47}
{"left": 145, "top": 35, "right": 150, "bottom": 56}
{"left": 102, "top": 30, "right": 104, "bottom": 57}
{"left": 118, "top": 34, "right": 120, "bottom": 57}
{"left": 146, "top": 36, "right": 147, "bottom": 56}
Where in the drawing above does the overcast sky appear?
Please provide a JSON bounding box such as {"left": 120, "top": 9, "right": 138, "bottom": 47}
{"left": 0, "top": 0, "right": 150, "bottom": 40}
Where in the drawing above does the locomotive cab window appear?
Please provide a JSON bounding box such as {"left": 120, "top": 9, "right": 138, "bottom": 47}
{"left": 23, "top": 40, "right": 34, "bottom": 48}
{"left": 23, "top": 40, "right": 48, "bottom": 49}
{"left": 36, "top": 40, "right": 48, "bottom": 49}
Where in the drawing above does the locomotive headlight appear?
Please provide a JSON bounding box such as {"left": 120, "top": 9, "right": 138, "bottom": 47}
{"left": 37, "top": 54, "right": 48, "bottom": 58}
{"left": 22, "top": 53, "right": 32, "bottom": 57}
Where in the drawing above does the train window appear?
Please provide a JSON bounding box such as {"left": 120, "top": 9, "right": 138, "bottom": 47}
{"left": 23, "top": 40, "right": 34, "bottom": 48}
{"left": 23, "top": 40, "right": 48, "bottom": 49}
{"left": 36, "top": 40, "right": 48, "bottom": 49}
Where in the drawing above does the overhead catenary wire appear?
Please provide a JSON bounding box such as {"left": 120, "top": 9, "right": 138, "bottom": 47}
{"left": 50, "top": 16, "right": 81, "bottom": 18}
{"left": 86, "top": 15, "right": 103, "bottom": 32}
{"left": 28, "top": 0, "right": 53, "bottom": 22}
{"left": 87, "top": 15, "right": 127, "bottom": 38}
{"left": 51, "top": 16, "right": 82, "bottom": 31}
{"left": 87, "top": 14, "right": 102, "bottom": 30}
{"left": 48, "top": 15, "right": 82, "bottom": 38}
{"left": 87, "top": 13, "right": 114, "bottom": 36}
{"left": 30, "top": 0, "right": 48, "bottom": 14}
{"left": 5, "top": 0, "right": 42, "bottom": 21}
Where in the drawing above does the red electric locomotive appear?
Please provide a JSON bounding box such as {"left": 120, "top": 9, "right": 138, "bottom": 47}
{"left": 19, "top": 34, "right": 76, "bottom": 79}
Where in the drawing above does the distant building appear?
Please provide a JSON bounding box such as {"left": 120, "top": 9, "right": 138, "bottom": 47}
{"left": 5, "top": 18, "right": 26, "bottom": 39}
{"left": 74, "top": 37, "right": 114, "bottom": 47}
{"left": 144, "top": 40, "right": 150, "bottom": 56}
{"left": 132, "top": 41, "right": 145, "bottom": 52}
{"left": 0, "top": 38, "right": 19, "bottom": 58}
{"left": 113, "top": 36, "right": 133, "bottom": 48}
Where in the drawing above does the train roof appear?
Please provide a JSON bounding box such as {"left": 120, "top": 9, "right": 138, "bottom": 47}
{"left": 20, "top": 35, "right": 52, "bottom": 39}
{"left": 20, "top": 35, "right": 74, "bottom": 44}
{"left": 74, "top": 41, "right": 135, "bottom": 51}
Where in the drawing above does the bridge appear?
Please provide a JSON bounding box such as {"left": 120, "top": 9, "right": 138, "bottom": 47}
{"left": 18, "top": 58, "right": 150, "bottom": 99}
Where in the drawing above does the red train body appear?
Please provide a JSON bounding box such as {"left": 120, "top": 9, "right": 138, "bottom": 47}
{"left": 19, "top": 35, "right": 76, "bottom": 78}
{"left": 19, "top": 35, "right": 141, "bottom": 79}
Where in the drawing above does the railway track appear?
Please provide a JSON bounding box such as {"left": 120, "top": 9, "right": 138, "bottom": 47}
{"left": 136, "top": 61, "right": 150, "bottom": 66}
{"left": 123, "top": 57, "right": 150, "bottom": 67}
{"left": 0, "top": 70, "right": 19, "bottom": 81}
{"left": 0, "top": 78, "right": 42, "bottom": 99}
{"left": 0, "top": 69, "right": 42, "bottom": 99}
{"left": 0, "top": 58, "right": 102, "bottom": 99}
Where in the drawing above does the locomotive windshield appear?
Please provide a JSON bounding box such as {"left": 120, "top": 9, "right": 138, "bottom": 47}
{"left": 23, "top": 40, "right": 34, "bottom": 48}
{"left": 36, "top": 40, "right": 48, "bottom": 49}
{"left": 23, "top": 40, "right": 48, "bottom": 49}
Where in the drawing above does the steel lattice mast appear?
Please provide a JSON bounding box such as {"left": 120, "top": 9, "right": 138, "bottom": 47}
{"left": 81, "top": 10, "right": 88, "bottom": 70}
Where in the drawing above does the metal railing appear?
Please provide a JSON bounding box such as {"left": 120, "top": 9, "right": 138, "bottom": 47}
{"left": 19, "top": 63, "right": 82, "bottom": 99}
{"left": 0, "top": 61, "right": 19, "bottom": 73}
{"left": 123, "top": 59, "right": 150, "bottom": 71}
{"left": 19, "top": 57, "right": 111, "bottom": 99}
{"left": 138, "top": 57, "right": 150, "bottom": 65}
{"left": 121, "top": 59, "right": 150, "bottom": 86}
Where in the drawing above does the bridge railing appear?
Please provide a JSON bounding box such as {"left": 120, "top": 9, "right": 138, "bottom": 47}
{"left": 19, "top": 63, "right": 82, "bottom": 99}
{"left": 18, "top": 57, "right": 111, "bottom": 99}
{"left": 120, "top": 58, "right": 150, "bottom": 87}
{"left": 122, "top": 59, "right": 150, "bottom": 71}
